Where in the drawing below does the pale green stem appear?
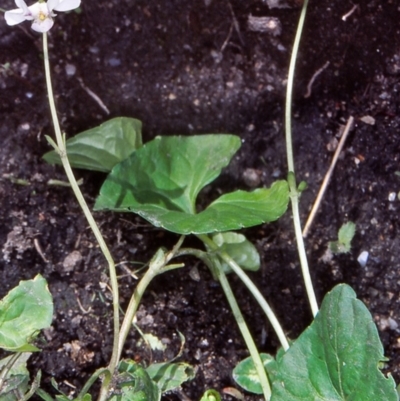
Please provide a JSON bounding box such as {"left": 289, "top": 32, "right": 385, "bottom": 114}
{"left": 284, "top": 0, "right": 319, "bottom": 317}
{"left": 42, "top": 33, "right": 121, "bottom": 393}
{"left": 216, "top": 264, "right": 272, "bottom": 400}
{"left": 285, "top": 0, "right": 310, "bottom": 173}
{"left": 117, "top": 236, "right": 185, "bottom": 363}
{"left": 197, "top": 234, "right": 289, "bottom": 351}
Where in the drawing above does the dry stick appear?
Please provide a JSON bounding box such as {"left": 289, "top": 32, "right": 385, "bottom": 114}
{"left": 304, "top": 61, "right": 330, "bottom": 98}
{"left": 302, "top": 116, "right": 354, "bottom": 237}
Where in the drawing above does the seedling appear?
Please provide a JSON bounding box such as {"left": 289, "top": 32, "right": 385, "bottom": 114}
{"left": 329, "top": 221, "right": 356, "bottom": 254}
{"left": 3, "top": 0, "right": 398, "bottom": 400}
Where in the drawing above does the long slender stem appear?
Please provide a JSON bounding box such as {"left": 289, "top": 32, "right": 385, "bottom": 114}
{"left": 197, "top": 234, "right": 289, "bottom": 351}
{"left": 285, "top": 0, "right": 310, "bottom": 173}
{"left": 217, "top": 266, "right": 271, "bottom": 400}
{"left": 289, "top": 177, "right": 318, "bottom": 316}
{"left": 283, "top": 0, "right": 319, "bottom": 317}
{"left": 42, "top": 33, "right": 120, "bottom": 393}
{"left": 117, "top": 236, "right": 185, "bottom": 362}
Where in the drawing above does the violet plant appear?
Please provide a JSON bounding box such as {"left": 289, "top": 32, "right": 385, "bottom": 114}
{"left": 2, "top": 1, "right": 399, "bottom": 400}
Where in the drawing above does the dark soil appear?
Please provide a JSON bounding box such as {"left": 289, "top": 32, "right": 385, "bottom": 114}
{"left": 1, "top": 0, "right": 400, "bottom": 399}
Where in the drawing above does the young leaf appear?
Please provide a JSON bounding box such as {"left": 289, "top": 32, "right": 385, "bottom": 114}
{"left": 269, "top": 284, "right": 398, "bottom": 401}
{"left": 232, "top": 353, "right": 275, "bottom": 395}
{"left": 200, "top": 389, "right": 222, "bottom": 401}
{"left": 329, "top": 222, "right": 356, "bottom": 254}
{"left": 142, "top": 333, "right": 166, "bottom": 352}
{"left": 43, "top": 117, "right": 142, "bottom": 172}
{"left": 0, "top": 353, "right": 31, "bottom": 400}
{"left": 110, "top": 360, "right": 160, "bottom": 401}
{"left": 94, "top": 135, "right": 289, "bottom": 234}
{"left": 0, "top": 275, "right": 53, "bottom": 352}
{"left": 146, "top": 361, "right": 196, "bottom": 393}
{"left": 209, "top": 232, "right": 260, "bottom": 273}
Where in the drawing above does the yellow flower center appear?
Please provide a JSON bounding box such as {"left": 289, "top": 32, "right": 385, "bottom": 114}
{"left": 38, "top": 11, "right": 47, "bottom": 21}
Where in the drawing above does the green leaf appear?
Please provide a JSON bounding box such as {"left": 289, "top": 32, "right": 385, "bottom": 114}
{"left": 0, "top": 275, "right": 53, "bottom": 352}
{"left": 96, "top": 134, "right": 241, "bottom": 214}
{"left": 94, "top": 135, "right": 289, "bottom": 234}
{"left": 110, "top": 360, "right": 160, "bottom": 401}
{"left": 43, "top": 117, "right": 142, "bottom": 172}
{"left": 142, "top": 333, "right": 166, "bottom": 352}
{"left": 338, "top": 222, "right": 356, "bottom": 248}
{"left": 270, "top": 284, "right": 398, "bottom": 401}
{"left": 200, "top": 390, "right": 222, "bottom": 401}
{"left": 0, "top": 353, "right": 31, "bottom": 401}
{"left": 329, "top": 222, "right": 356, "bottom": 254}
{"left": 146, "top": 361, "right": 196, "bottom": 393}
{"left": 209, "top": 232, "right": 260, "bottom": 273}
{"left": 233, "top": 353, "right": 275, "bottom": 395}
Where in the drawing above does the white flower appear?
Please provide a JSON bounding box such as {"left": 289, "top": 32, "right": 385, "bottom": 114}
{"left": 4, "top": 0, "right": 81, "bottom": 33}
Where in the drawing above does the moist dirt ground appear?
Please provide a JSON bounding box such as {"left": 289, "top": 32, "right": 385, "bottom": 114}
{"left": 1, "top": 0, "right": 400, "bottom": 400}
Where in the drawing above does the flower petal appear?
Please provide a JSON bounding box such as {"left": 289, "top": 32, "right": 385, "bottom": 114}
{"left": 31, "top": 17, "right": 54, "bottom": 32}
{"left": 46, "top": 0, "right": 60, "bottom": 12}
{"left": 4, "top": 8, "right": 27, "bottom": 26}
{"left": 15, "top": 0, "right": 29, "bottom": 13}
{"left": 52, "top": 0, "right": 80, "bottom": 12}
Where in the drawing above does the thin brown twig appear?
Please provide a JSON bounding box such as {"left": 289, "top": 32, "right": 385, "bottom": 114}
{"left": 302, "top": 116, "right": 354, "bottom": 237}
{"left": 304, "top": 61, "right": 330, "bottom": 98}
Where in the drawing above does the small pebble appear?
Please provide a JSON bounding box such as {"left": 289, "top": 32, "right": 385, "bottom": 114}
{"left": 357, "top": 251, "right": 369, "bottom": 268}
{"left": 359, "top": 115, "right": 375, "bottom": 125}
{"left": 65, "top": 63, "right": 76, "bottom": 77}
{"left": 242, "top": 168, "right": 261, "bottom": 187}
{"left": 389, "top": 317, "right": 398, "bottom": 330}
{"left": 388, "top": 192, "right": 396, "bottom": 202}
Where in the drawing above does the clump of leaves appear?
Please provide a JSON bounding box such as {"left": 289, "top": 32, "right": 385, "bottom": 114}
{"left": 233, "top": 284, "right": 398, "bottom": 400}
{"left": 329, "top": 221, "right": 356, "bottom": 254}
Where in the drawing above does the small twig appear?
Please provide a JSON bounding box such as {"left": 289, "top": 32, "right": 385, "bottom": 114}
{"left": 77, "top": 77, "right": 110, "bottom": 114}
{"left": 76, "top": 294, "right": 92, "bottom": 314}
{"left": 220, "top": 22, "right": 234, "bottom": 52}
{"left": 304, "top": 61, "right": 330, "bottom": 98}
{"left": 34, "top": 238, "right": 49, "bottom": 263}
{"left": 302, "top": 116, "right": 354, "bottom": 237}
{"left": 227, "top": 0, "right": 244, "bottom": 47}
{"left": 342, "top": 4, "right": 359, "bottom": 22}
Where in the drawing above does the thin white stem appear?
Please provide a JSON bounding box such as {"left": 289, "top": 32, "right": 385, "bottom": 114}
{"left": 284, "top": 0, "right": 319, "bottom": 317}
{"left": 197, "top": 234, "right": 289, "bottom": 351}
{"left": 42, "top": 33, "right": 120, "bottom": 396}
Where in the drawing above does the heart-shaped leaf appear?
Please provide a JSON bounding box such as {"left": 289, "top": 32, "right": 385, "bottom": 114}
{"left": 95, "top": 135, "right": 289, "bottom": 234}
{"left": 208, "top": 232, "right": 260, "bottom": 273}
{"left": 43, "top": 117, "right": 142, "bottom": 172}
{"left": 269, "top": 284, "right": 398, "bottom": 401}
{"left": 0, "top": 275, "right": 53, "bottom": 352}
{"left": 233, "top": 353, "right": 275, "bottom": 394}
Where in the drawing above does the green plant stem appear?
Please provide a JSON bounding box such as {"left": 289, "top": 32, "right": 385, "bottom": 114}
{"left": 215, "top": 264, "right": 272, "bottom": 400}
{"left": 77, "top": 368, "right": 110, "bottom": 400}
{"left": 42, "top": 33, "right": 120, "bottom": 396}
{"left": 289, "top": 178, "right": 318, "bottom": 317}
{"left": 117, "top": 236, "right": 185, "bottom": 362}
{"left": 285, "top": 0, "right": 309, "bottom": 173}
{"left": 284, "top": 0, "right": 319, "bottom": 317}
{"left": 197, "top": 234, "right": 289, "bottom": 351}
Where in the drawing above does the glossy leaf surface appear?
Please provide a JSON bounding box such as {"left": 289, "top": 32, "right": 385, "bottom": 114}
{"left": 43, "top": 117, "right": 142, "bottom": 172}
{"left": 270, "top": 284, "right": 398, "bottom": 401}
{"left": 95, "top": 135, "right": 289, "bottom": 234}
